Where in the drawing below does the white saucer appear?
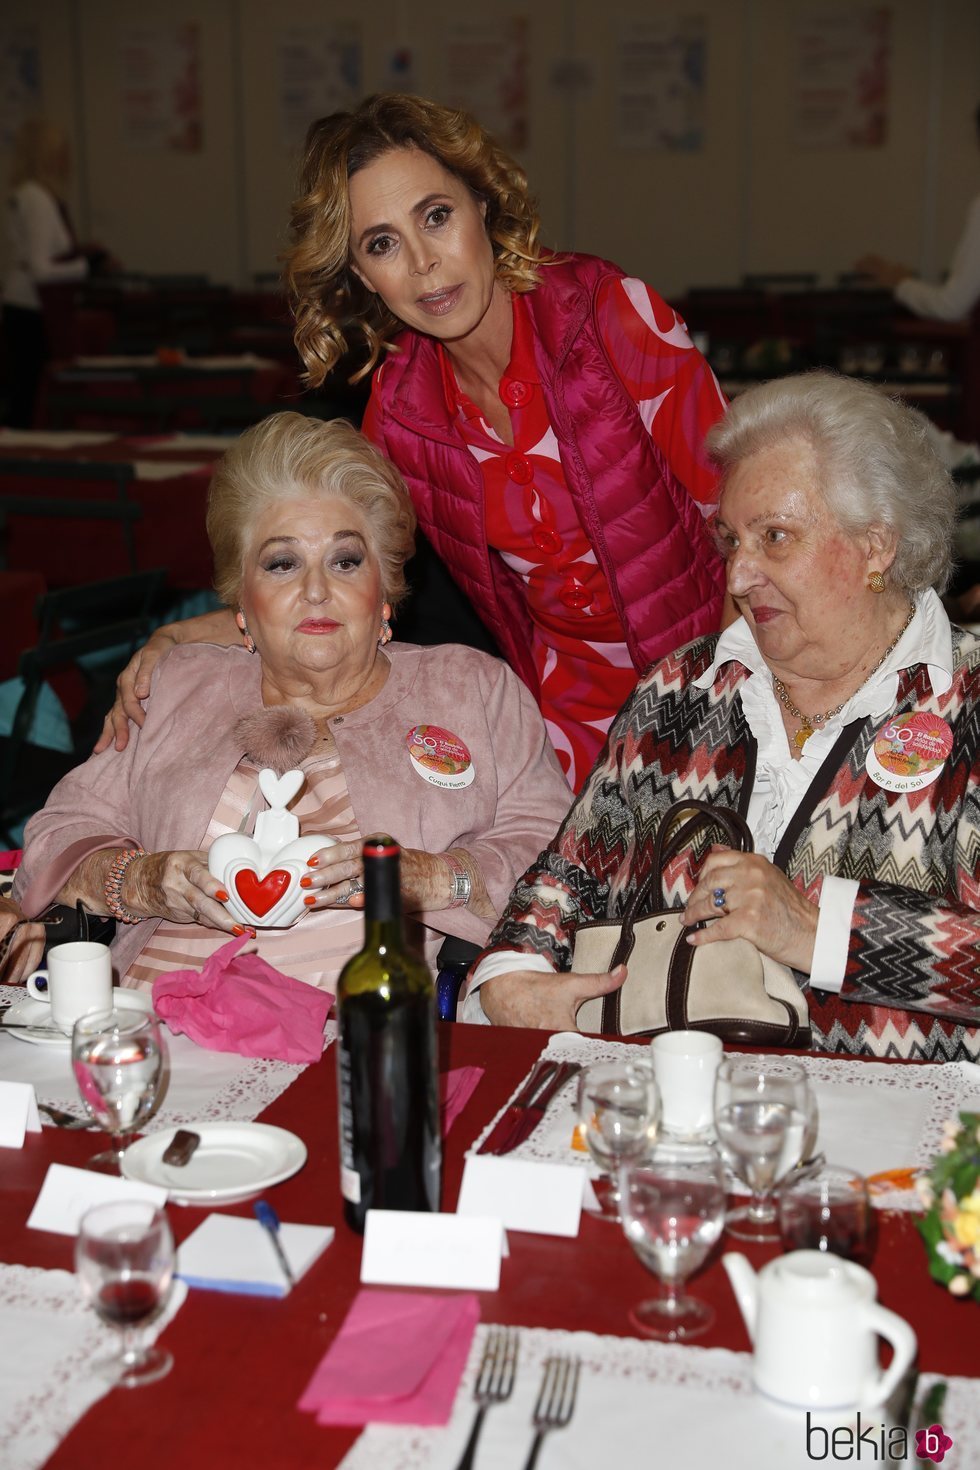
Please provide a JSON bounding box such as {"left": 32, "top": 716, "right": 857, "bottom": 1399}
{"left": 121, "top": 1122, "right": 307, "bottom": 1205}
{"left": 0, "top": 988, "right": 153, "bottom": 1046}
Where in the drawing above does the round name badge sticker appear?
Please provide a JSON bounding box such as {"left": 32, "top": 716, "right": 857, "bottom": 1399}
{"left": 865, "top": 712, "right": 953, "bottom": 793}
{"left": 406, "top": 724, "right": 475, "bottom": 790}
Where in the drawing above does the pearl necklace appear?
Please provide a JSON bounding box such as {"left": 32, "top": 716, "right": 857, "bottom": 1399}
{"left": 772, "top": 602, "right": 917, "bottom": 750}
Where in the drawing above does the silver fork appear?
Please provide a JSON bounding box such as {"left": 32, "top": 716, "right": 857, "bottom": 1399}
{"left": 453, "top": 1327, "right": 518, "bottom": 1470}
{"left": 522, "top": 1355, "right": 581, "bottom": 1470}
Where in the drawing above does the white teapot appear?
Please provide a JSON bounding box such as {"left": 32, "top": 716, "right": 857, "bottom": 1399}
{"left": 723, "top": 1250, "right": 916, "bottom": 1410}
{"left": 207, "top": 768, "right": 335, "bottom": 929}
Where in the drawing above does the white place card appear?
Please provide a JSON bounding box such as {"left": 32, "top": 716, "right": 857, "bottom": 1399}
{"left": 361, "top": 1209, "right": 504, "bottom": 1292}
{"left": 27, "top": 1163, "right": 167, "bottom": 1235}
{"left": 178, "top": 1215, "right": 334, "bottom": 1297}
{"left": 457, "top": 1156, "right": 585, "bottom": 1238}
{"left": 0, "top": 1080, "right": 41, "bottom": 1149}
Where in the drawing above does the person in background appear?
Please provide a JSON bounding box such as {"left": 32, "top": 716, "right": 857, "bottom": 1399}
{"left": 14, "top": 413, "right": 573, "bottom": 1000}
{"left": 855, "top": 103, "right": 980, "bottom": 322}
{"left": 467, "top": 373, "right": 980, "bottom": 1062}
{"left": 99, "top": 93, "right": 729, "bottom": 793}
{"left": 1, "top": 117, "right": 115, "bottom": 427}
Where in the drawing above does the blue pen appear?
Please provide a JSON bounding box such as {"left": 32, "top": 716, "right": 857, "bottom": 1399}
{"left": 253, "top": 1199, "right": 296, "bottom": 1292}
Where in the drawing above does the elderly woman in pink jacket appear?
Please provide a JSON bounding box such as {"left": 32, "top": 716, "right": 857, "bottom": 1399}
{"left": 14, "top": 413, "right": 573, "bottom": 998}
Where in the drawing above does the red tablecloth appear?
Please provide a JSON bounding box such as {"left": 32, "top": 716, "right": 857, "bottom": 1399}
{"left": 1, "top": 1024, "right": 973, "bottom": 1470}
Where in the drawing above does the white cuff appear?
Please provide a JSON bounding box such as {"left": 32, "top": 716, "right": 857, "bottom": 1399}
{"left": 459, "top": 951, "right": 555, "bottom": 1025}
{"left": 810, "top": 877, "right": 860, "bottom": 993}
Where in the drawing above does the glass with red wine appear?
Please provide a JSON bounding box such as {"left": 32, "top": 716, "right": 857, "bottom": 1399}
{"left": 71, "top": 1007, "right": 167, "bottom": 1173}
{"left": 76, "top": 1200, "right": 175, "bottom": 1387}
{"left": 778, "top": 1163, "right": 875, "bottom": 1266}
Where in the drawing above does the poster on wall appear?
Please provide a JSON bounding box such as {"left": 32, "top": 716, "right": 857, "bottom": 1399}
{"left": 118, "top": 22, "right": 202, "bottom": 152}
{"left": 616, "top": 15, "right": 707, "bottom": 151}
{"left": 0, "top": 22, "right": 40, "bottom": 148}
{"left": 278, "top": 25, "right": 362, "bottom": 153}
{"left": 795, "top": 6, "right": 891, "bottom": 148}
{"left": 443, "top": 17, "right": 528, "bottom": 151}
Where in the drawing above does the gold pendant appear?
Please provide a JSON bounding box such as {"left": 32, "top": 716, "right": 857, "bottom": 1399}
{"left": 795, "top": 723, "right": 813, "bottom": 750}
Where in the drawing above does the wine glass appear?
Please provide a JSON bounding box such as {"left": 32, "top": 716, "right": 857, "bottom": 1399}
{"left": 76, "top": 1200, "right": 175, "bottom": 1387}
{"left": 619, "top": 1143, "right": 727, "bottom": 1341}
{"left": 713, "top": 1058, "right": 809, "bottom": 1242}
{"left": 576, "top": 1058, "right": 660, "bottom": 1221}
{"left": 779, "top": 1164, "right": 875, "bottom": 1266}
{"left": 71, "top": 1007, "right": 167, "bottom": 1173}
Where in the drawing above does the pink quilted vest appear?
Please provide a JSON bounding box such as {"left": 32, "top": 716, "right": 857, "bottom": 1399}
{"left": 369, "top": 253, "right": 725, "bottom": 694}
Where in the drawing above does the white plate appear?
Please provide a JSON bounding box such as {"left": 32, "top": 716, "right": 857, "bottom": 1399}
{"left": 0, "top": 987, "right": 153, "bottom": 1046}
{"left": 121, "top": 1121, "right": 307, "bottom": 1205}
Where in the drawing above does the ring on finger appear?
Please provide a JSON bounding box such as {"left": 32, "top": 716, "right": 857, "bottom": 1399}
{"left": 348, "top": 876, "right": 364, "bottom": 900}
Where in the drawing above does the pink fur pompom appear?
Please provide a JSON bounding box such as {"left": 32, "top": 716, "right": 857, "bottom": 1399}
{"left": 235, "top": 707, "right": 316, "bottom": 773}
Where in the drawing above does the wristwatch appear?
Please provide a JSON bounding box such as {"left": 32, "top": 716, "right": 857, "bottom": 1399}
{"left": 445, "top": 853, "right": 472, "bottom": 909}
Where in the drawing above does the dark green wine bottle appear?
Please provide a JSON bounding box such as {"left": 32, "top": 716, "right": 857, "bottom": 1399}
{"left": 336, "top": 835, "right": 441, "bottom": 1234}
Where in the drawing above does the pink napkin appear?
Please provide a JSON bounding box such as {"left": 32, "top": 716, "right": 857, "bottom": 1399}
{"left": 440, "top": 1066, "right": 484, "bottom": 1134}
{"left": 151, "top": 935, "right": 330, "bottom": 1064}
{"left": 298, "top": 1289, "right": 480, "bottom": 1426}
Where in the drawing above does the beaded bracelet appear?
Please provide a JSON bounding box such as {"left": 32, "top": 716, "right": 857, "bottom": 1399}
{"left": 104, "top": 848, "right": 146, "bottom": 924}
{"left": 444, "top": 852, "right": 472, "bottom": 909}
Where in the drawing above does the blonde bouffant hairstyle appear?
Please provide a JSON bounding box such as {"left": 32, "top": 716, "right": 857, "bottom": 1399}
{"left": 284, "top": 92, "right": 544, "bottom": 387}
{"left": 207, "top": 412, "right": 417, "bottom": 609}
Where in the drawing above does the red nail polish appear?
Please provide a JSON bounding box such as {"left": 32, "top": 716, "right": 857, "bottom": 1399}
{"left": 300, "top": 876, "right": 313, "bottom": 889}
{"left": 232, "top": 925, "right": 245, "bottom": 937}
{"left": 304, "top": 895, "right": 316, "bottom": 906}
{"left": 307, "top": 855, "right": 320, "bottom": 868}
{"left": 245, "top": 928, "right": 256, "bottom": 938}
{"left": 215, "top": 889, "right": 229, "bottom": 902}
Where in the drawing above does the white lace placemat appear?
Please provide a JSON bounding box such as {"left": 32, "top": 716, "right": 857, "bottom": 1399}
{"left": 338, "top": 1323, "right": 979, "bottom": 1470}
{"left": 0, "top": 985, "right": 332, "bottom": 1129}
{"left": 468, "top": 1034, "right": 980, "bottom": 1211}
{"left": 0, "top": 1261, "right": 187, "bottom": 1470}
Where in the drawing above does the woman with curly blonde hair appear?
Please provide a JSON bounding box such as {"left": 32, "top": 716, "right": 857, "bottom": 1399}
{"left": 107, "top": 94, "right": 727, "bottom": 793}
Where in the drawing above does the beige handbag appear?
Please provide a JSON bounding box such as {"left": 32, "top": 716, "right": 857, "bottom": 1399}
{"left": 574, "top": 800, "right": 810, "bottom": 1046}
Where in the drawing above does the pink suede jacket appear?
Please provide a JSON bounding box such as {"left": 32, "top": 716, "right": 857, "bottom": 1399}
{"left": 15, "top": 642, "right": 572, "bottom": 981}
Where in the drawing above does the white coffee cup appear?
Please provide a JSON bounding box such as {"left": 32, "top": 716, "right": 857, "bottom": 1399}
{"left": 26, "top": 941, "right": 113, "bottom": 1034}
{"left": 650, "top": 1030, "right": 723, "bottom": 1139}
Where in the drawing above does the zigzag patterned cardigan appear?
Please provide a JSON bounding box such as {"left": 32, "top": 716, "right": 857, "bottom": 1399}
{"left": 485, "top": 629, "right": 980, "bottom": 1061}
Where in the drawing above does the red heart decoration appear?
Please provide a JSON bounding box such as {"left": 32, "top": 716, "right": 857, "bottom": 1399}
{"left": 234, "top": 868, "right": 292, "bottom": 918}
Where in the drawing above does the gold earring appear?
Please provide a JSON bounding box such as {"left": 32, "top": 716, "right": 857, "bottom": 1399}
{"left": 868, "top": 571, "right": 886, "bottom": 593}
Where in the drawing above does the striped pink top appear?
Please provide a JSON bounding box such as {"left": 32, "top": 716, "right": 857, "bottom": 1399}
{"left": 125, "top": 750, "right": 362, "bottom": 996}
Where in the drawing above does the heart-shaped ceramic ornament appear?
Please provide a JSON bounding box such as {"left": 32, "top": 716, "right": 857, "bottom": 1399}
{"left": 207, "top": 767, "right": 336, "bottom": 929}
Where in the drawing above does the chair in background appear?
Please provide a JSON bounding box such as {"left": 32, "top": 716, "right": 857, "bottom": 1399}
{"left": 0, "top": 459, "right": 142, "bottom": 586}
{"left": 0, "top": 568, "right": 166, "bottom": 844}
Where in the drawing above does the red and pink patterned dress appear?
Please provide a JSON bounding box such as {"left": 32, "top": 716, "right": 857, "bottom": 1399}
{"left": 435, "top": 279, "right": 724, "bottom": 789}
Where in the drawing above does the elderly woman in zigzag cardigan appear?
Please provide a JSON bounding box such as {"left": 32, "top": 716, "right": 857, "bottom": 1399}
{"left": 465, "top": 372, "right": 980, "bottom": 1062}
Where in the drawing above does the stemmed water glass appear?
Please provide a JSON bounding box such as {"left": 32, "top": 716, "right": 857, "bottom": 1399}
{"left": 619, "top": 1143, "right": 727, "bottom": 1340}
{"left": 576, "top": 1058, "right": 660, "bottom": 1221}
{"left": 71, "top": 1008, "right": 167, "bottom": 1173}
{"left": 713, "top": 1058, "right": 810, "bottom": 1241}
{"left": 76, "top": 1200, "right": 175, "bottom": 1387}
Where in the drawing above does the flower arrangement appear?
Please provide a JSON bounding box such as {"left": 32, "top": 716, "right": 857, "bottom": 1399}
{"left": 916, "top": 1111, "right": 980, "bottom": 1301}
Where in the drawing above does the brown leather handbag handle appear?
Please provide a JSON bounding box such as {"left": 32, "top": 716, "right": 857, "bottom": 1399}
{"left": 601, "top": 801, "right": 754, "bottom": 1029}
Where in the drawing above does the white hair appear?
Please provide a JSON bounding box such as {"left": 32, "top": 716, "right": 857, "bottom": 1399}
{"left": 705, "top": 372, "right": 955, "bottom": 593}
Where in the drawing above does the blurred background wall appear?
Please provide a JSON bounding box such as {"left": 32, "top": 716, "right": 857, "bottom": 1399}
{"left": 0, "top": 0, "right": 977, "bottom": 299}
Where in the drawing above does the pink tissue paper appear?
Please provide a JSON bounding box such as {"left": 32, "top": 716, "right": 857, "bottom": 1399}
{"left": 440, "top": 1066, "right": 483, "bottom": 1134}
{"left": 298, "top": 1289, "right": 480, "bottom": 1426}
{"left": 152, "top": 935, "right": 330, "bottom": 1064}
